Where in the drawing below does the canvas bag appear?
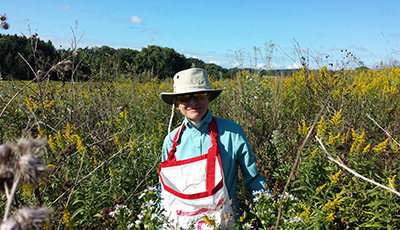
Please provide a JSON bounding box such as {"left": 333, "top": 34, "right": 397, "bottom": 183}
{"left": 159, "top": 117, "right": 233, "bottom": 229}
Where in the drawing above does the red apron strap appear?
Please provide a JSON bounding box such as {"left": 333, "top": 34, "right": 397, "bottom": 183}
{"left": 167, "top": 122, "right": 185, "bottom": 162}
{"left": 206, "top": 117, "right": 219, "bottom": 190}
{"left": 165, "top": 117, "right": 220, "bottom": 191}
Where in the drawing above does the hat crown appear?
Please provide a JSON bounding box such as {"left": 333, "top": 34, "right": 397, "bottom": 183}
{"left": 173, "top": 68, "right": 211, "bottom": 94}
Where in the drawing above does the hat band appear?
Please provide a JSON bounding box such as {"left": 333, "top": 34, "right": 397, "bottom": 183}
{"left": 174, "top": 85, "right": 211, "bottom": 93}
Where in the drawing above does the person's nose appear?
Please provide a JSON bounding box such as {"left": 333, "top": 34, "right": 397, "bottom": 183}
{"left": 188, "top": 97, "right": 199, "bottom": 105}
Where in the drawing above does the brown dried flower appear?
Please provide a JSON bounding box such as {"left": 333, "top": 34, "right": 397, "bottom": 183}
{"left": 16, "top": 138, "right": 47, "bottom": 157}
{"left": 73, "top": 50, "right": 80, "bottom": 57}
{"left": 0, "top": 166, "right": 14, "bottom": 193}
{"left": 0, "top": 144, "right": 13, "bottom": 163}
{"left": 1, "top": 22, "right": 9, "bottom": 30}
{"left": 17, "top": 155, "right": 47, "bottom": 185}
{"left": 0, "top": 14, "right": 6, "bottom": 21}
{"left": 51, "top": 60, "right": 72, "bottom": 73}
{"left": 29, "top": 33, "right": 38, "bottom": 40}
{"left": 15, "top": 207, "right": 52, "bottom": 230}
{"left": 0, "top": 219, "right": 21, "bottom": 230}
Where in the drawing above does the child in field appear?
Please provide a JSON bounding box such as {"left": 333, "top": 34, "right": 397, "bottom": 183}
{"left": 158, "top": 68, "right": 267, "bottom": 229}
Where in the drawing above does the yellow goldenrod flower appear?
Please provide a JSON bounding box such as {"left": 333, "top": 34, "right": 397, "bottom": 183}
{"left": 37, "top": 125, "right": 45, "bottom": 137}
{"left": 326, "top": 212, "right": 335, "bottom": 222}
{"left": 114, "top": 134, "right": 119, "bottom": 144}
{"left": 362, "top": 144, "right": 371, "bottom": 154}
{"left": 298, "top": 119, "right": 311, "bottom": 136}
{"left": 316, "top": 183, "right": 327, "bottom": 194}
{"left": 25, "top": 96, "right": 38, "bottom": 111}
{"left": 330, "top": 170, "right": 341, "bottom": 184}
{"left": 309, "top": 148, "right": 318, "bottom": 162}
{"left": 72, "top": 134, "right": 84, "bottom": 153}
{"left": 317, "top": 116, "right": 327, "bottom": 138}
{"left": 388, "top": 175, "right": 396, "bottom": 190}
{"left": 93, "top": 157, "right": 98, "bottom": 168}
{"left": 330, "top": 109, "right": 342, "bottom": 127}
{"left": 22, "top": 183, "right": 34, "bottom": 203}
{"left": 63, "top": 123, "right": 76, "bottom": 143}
{"left": 43, "top": 100, "right": 56, "bottom": 110}
{"left": 48, "top": 134, "right": 57, "bottom": 154}
{"left": 328, "top": 133, "right": 342, "bottom": 146}
{"left": 373, "top": 138, "right": 389, "bottom": 155}
{"left": 322, "top": 195, "right": 340, "bottom": 212}
{"left": 299, "top": 202, "right": 311, "bottom": 222}
{"left": 62, "top": 205, "right": 76, "bottom": 229}
{"left": 350, "top": 129, "right": 366, "bottom": 153}
{"left": 55, "top": 130, "right": 63, "bottom": 149}
{"left": 203, "top": 214, "right": 217, "bottom": 227}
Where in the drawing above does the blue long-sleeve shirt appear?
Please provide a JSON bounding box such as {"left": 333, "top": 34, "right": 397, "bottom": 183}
{"left": 160, "top": 110, "right": 266, "bottom": 215}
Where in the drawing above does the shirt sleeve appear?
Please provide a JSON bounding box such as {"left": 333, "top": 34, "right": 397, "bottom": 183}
{"left": 235, "top": 126, "right": 267, "bottom": 200}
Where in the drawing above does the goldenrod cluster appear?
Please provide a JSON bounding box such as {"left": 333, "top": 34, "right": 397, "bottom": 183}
{"left": 329, "top": 170, "right": 341, "bottom": 184}
{"left": 328, "top": 133, "right": 344, "bottom": 147}
{"left": 62, "top": 205, "right": 76, "bottom": 229}
{"left": 329, "top": 109, "right": 342, "bottom": 127}
{"left": 322, "top": 196, "right": 340, "bottom": 213}
{"left": 315, "top": 183, "right": 327, "bottom": 194}
{"left": 373, "top": 138, "right": 389, "bottom": 155}
{"left": 298, "top": 201, "right": 311, "bottom": 222}
{"left": 298, "top": 119, "right": 311, "bottom": 136}
{"left": 317, "top": 116, "right": 327, "bottom": 138}
{"left": 350, "top": 129, "right": 366, "bottom": 153}
{"left": 388, "top": 175, "right": 396, "bottom": 190}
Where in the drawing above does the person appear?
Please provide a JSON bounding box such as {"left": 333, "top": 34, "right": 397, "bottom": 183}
{"left": 158, "top": 68, "right": 266, "bottom": 229}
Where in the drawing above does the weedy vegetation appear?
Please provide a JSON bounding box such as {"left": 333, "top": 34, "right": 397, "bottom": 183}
{"left": 1, "top": 21, "right": 400, "bottom": 230}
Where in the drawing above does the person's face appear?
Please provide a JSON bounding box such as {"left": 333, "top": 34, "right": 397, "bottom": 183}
{"left": 176, "top": 93, "right": 211, "bottom": 126}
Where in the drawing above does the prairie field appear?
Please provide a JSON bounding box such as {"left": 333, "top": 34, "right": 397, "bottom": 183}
{"left": 1, "top": 66, "right": 400, "bottom": 229}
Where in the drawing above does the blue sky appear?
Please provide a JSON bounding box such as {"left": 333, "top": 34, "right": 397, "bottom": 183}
{"left": 2, "top": 0, "right": 400, "bottom": 69}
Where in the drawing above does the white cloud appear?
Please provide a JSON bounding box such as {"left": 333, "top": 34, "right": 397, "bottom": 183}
{"left": 60, "top": 6, "right": 71, "bottom": 10}
{"left": 129, "top": 15, "right": 143, "bottom": 24}
{"left": 230, "top": 61, "right": 240, "bottom": 68}
{"left": 286, "top": 62, "right": 301, "bottom": 69}
{"left": 209, "top": 61, "right": 221, "bottom": 65}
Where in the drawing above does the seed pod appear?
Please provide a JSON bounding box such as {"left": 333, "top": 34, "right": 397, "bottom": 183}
{"left": 15, "top": 207, "right": 52, "bottom": 230}
{"left": 17, "top": 137, "right": 47, "bottom": 157}
{"left": 0, "top": 144, "right": 12, "bottom": 163}
{"left": 1, "top": 22, "right": 9, "bottom": 30}
{"left": 17, "top": 155, "right": 48, "bottom": 185}
{"left": 0, "top": 15, "right": 6, "bottom": 22}
{"left": 73, "top": 50, "right": 80, "bottom": 57}
{"left": 29, "top": 33, "right": 38, "bottom": 40}
{"left": 0, "top": 219, "right": 21, "bottom": 230}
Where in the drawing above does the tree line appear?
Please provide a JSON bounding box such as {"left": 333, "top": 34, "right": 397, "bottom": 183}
{"left": 0, "top": 33, "right": 244, "bottom": 81}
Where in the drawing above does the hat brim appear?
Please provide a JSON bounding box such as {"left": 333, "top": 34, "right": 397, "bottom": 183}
{"left": 160, "top": 89, "right": 224, "bottom": 105}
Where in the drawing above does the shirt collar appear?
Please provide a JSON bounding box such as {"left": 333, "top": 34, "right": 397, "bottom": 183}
{"left": 184, "top": 110, "right": 212, "bottom": 130}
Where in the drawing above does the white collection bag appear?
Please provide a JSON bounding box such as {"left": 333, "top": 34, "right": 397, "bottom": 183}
{"left": 159, "top": 118, "right": 233, "bottom": 229}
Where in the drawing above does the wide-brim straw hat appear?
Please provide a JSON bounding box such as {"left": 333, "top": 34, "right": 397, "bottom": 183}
{"left": 160, "top": 68, "right": 224, "bottom": 105}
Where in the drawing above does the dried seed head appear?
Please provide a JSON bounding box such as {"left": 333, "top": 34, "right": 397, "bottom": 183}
{"left": 0, "top": 15, "right": 6, "bottom": 21}
{"left": 0, "top": 219, "right": 21, "bottom": 230}
{"left": 15, "top": 207, "right": 52, "bottom": 230}
{"left": 16, "top": 137, "right": 47, "bottom": 157}
{"left": 1, "top": 22, "right": 9, "bottom": 30}
{"left": 29, "top": 32, "right": 38, "bottom": 40}
{"left": 36, "top": 70, "right": 43, "bottom": 77}
{"left": 17, "top": 155, "right": 48, "bottom": 185}
{"left": 63, "top": 65, "right": 71, "bottom": 71}
{"left": 0, "top": 144, "right": 13, "bottom": 163}
{"left": 73, "top": 50, "right": 80, "bottom": 57}
{"left": 0, "top": 166, "right": 14, "bottom": 193}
